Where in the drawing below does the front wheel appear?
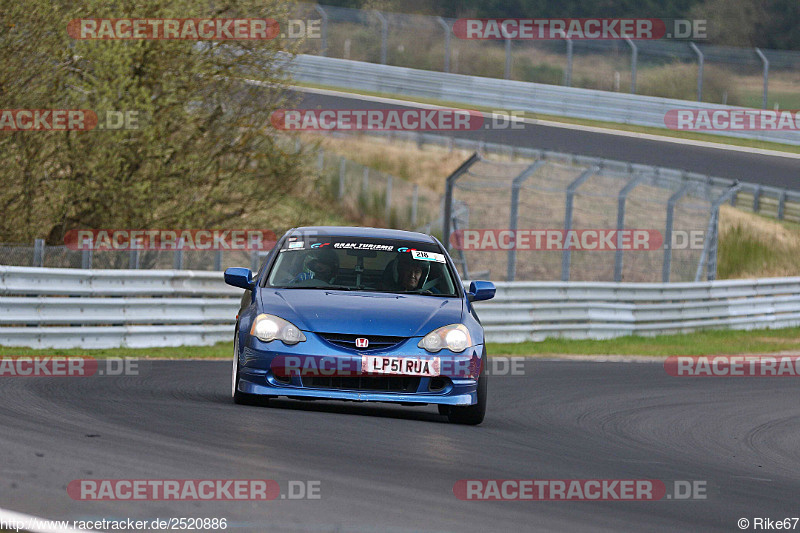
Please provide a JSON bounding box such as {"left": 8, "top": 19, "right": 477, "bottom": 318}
{"left": 447, "top": 358, "right": 487, "bottom": 425}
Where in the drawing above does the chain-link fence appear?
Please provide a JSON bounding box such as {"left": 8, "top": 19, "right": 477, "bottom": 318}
{"left": 441, "top": 153, "right": 735, "bottom": 283}
{"left": 291, "top": 4, "right": 799, "bottom": 109}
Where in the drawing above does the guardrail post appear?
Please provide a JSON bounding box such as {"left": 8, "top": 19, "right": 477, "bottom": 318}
{"left": 374, "top": 11, "right": 388, "bottom": 65}
{"left": 689, "top": 42, "right": 704, "bottom": 101}
{"left": 436, "top": 17, "right": 450, "bottom": 72}
{"left": 613, "top": 174, "right": 646, "bottom": 282}
{"left": 752, "top": 185, "right": 762, "bottom": 213}
{"left": 314, "top": 5, "right": 328, "bottom": 56}
{"left": 662, "top": 184, "right": 691, "bottom": 282}
{"left": 338, "top": 157, "right": 346, "bottom": 199}
{"left": 696, "top": 183, "right": 741, "bottom": 281}
{"left": 625, "top": 38, "right": 638, "bottom": 94}
{"left": 174, "top": 238, "right": 185, "bottom": 270}
{"left": 214, "top": 250, "right": 222, "bottom": 271}
{"left": 129, "top": 249, "right": 140, "bottom": 269}
{"left": 730, "top": 190, "right": 737, "bottom": 207}
{"left": 251, "top": 250, "right": 259, "bottom": 272}
{"left": 385, "top": 175, "right": 393, "bottom": 223}
{"left": 755, "top": 48, "right": 769, "bottom": 109}
{"left": 564, "top": 38, "right": 573, "bottom": 86}
{"left": 778, "top": 191, "right": 787, "bottom": 220}
{"left": 33, "top": 238, "right": 44, "bottom": 267}
{"left": 507, "top": 161, "right": 546, "bottom": 281}
{"left": 561, "top": 167, "right": 598, "bottom": 281}
{"left": 443, "top": 153, "right": 480, "bottom": 252}
{"left": 81, "top": 237, "right": 93, "bottom": 269}
{"left": 411, "top": 184, "right": 419, "bottom": 226}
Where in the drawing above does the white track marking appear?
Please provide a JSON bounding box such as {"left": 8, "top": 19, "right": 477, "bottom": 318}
{"left": 0, "top": 506, "right": 95, "bottom": 533}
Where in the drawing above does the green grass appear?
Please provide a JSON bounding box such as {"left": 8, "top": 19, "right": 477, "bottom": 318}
{"left": 488, "top": 327, "right": 800, "bottom": 356}
{"left": 2, "top": 326, "right": 800, "bottom": 359}
{"left": 294, "top": 81, "right": 800, "bottom": 155}
{"left": 0, "top": 344, "right": 231, "bottom": 359}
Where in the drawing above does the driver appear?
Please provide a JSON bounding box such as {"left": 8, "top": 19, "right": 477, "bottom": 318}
{"left": 390, "top": 252, "right": 430, "bottom": 291}
{"left": 293, "top": 248, "right": 339, "bottom": 284}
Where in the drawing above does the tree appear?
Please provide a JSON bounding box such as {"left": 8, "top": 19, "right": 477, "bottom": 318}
{"left": 0, "top": 0, "right": 305, "bottom": 245}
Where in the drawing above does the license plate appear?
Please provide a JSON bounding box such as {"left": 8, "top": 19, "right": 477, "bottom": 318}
{"left": 362, "top": 355, "right": 440, "bottom": 376}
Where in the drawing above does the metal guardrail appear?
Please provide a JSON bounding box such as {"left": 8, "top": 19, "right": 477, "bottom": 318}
{"left": 2, "top": 267, "right": 800, "bottom": 348}
{"left": 287, "top": 54, "right": 800, "bottom": 146}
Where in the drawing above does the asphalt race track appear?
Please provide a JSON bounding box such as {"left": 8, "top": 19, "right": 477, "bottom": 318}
{"left": 292, "top": 90, "right": 800, "bottom": 189}
{"left": 1, "top": 359, "right": 798, "bottom": 532}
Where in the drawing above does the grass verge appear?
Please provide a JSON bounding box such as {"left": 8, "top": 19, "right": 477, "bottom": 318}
{"left": 2, "top": 326, "right": 800, "bottom": 359}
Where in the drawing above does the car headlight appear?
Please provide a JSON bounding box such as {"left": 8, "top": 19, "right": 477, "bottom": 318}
{"left": 418, "top": 324, "right": 472, "bottom": 353}
{"left": 250, "top": 314, "right": 306, "bottom": 345}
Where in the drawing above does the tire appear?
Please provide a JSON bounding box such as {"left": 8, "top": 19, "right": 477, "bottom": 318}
{"left": 232, "top": 332, "right": 267, "bottom": 406}
{"left": 447, "top": 356, "right": 487, "bottom": 425}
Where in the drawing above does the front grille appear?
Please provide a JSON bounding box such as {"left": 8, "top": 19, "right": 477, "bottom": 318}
{"left": 317, "top": 333, "right": 406, "bottom": 352}
{"left": 303, "top": 376, "right": 420, "bottom": 393}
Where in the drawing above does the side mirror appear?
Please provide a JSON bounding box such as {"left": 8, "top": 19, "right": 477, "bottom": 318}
{"left": 467, "top": 280, "right": 495, "bottom": 302}
{"left": 224, "top": 267, "right": 254, "bottom": 290}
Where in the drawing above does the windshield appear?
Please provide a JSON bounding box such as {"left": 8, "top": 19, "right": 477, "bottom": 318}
{"left": 265, "top": 236, "right": 460, "bottom": 297}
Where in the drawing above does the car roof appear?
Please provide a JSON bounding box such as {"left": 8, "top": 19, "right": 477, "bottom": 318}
{"left": 285, "top": 226, "right": 437, "bottom": 243}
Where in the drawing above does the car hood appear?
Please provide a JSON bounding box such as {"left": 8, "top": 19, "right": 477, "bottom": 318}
{"left": 259, "top": 289, "right": 463, "bottom": 337}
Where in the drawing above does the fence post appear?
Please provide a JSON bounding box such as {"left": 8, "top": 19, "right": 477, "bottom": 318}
{"left": 436, "top": 17, "right": 450, "bottom": 73}
{"left": 561, "top": 167, "right": 598, "bottom": 281}
{"left": 662, "top": 184, "right": 691, "bottom": 282}
{"left": 755, "top": 48, "right": 769, "bottom": 109}
{"left": 385, "top": 175, "right": 393, "bottom": 224}
{"left": 251, "top": 250, "right": 259, "bottom": 272}
{"left": 752, "top": 185, "right": 762, "bottom": 213}
{"left": 695, "top": 183, "right": 741, "bottom": 281}
{"left": 338, "top": 157, "right": 346, "bottom": 199}
{"left": 81, "top": 237, "right": 93, "bottom": 269}
{"left": 625, "top": 38, "right": 638, "bottom": 94}
{"left": 689, "top": 42, "right": 704, "bottom": 102}
{"left": 507, "top": 161, "right": 545, "bottom": 281}
{"left": 374, "top": 10, "right": 388, "bottom": 65}
{"left": 613, "top": 174, "right": 646, "bottom": 282}
{"left": 214, "top": 250, "right": 223, "bottom": 271}
{"left": 314, "top": 4, "right": 328, "bottom": 57}
{"left": 173, "top": 238, "right": 185, "bottom": 270}
{"left": 504, "top": 37, "right": 512, "bottom": 79}
{"left": 564, "top": 38, "right": 573, "bottom": 86}
{"left": 129, "top": 249, "right": 140, "bottom": 269}
{"left": 411, "top": 184, "right": 419, "bottom": 226}
{"left": 443, "top": 153, "right": 480, "bottom": 252}
{"left": 778, "top": 191, "right": 787, "bottom": 220}
{"left": 33, "top": 238, "right": 44, "bottom": 268}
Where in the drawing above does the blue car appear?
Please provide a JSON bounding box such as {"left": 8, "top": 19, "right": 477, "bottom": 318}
{"left": 224, "top": 226, "right": 495, "bottom": 425}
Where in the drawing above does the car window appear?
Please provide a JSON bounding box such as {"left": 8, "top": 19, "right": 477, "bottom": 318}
{"left": 265, "top": 237, "right": 459, "bottom": 297}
